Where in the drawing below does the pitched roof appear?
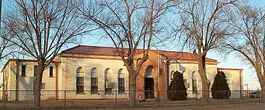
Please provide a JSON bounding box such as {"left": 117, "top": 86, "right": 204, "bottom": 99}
{"left": 60, "top": 45, "right": 217, "bottom": 62}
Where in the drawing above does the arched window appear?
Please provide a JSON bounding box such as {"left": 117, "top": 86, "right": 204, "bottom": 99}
{"left": 118, "top": 69, "right": 125, "bottom": 94}
{"left": 191, "top": 71, "right": 197, "bottom": 94}
{"left": 105, "top": 68, "right": 112, "bottom": 95}
{"left": 76, "top": 67, "right": 84, "bottom": 94}
{"left": 145, "top": 66, "right": 153, "bottom": 78}
{"left": 225, "top": 72, "right": 232, "bottom": 89}
{"left": 91, "top": 68, "right": 98, "bottom": 94}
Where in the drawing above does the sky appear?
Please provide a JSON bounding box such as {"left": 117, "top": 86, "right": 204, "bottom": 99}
{"left": 1, "top": 0, "right": 265, "bottom": 90}
{"left": 79, "top": 0, "right": 265, "bottom": 90}
{"left": 212, "top": 0, "right": 265, "bottom": 90}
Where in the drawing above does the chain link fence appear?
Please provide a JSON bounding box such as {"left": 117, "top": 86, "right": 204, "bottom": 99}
{"left": 0, "top": 90, "right": 263, "bottom": 109}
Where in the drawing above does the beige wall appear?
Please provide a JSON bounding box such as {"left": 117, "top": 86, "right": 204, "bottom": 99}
{"left": 168, "top": 61, "right": 242, "bottom": 98}
{"left": 2, "top": 60, "right": 57, "bottom": 101}
{"left": 219, "top": 69, "right": 243, "bottom": 98}
{"left": 58, "top": 55, "right": 129, "bottom": 99}
{"left": 17, "top": 61, "right": 57, "bottom": 100}
{"left": 169, "top": 60, "right": 218, "bottom": 98}
{"left": 2, "top": 60, "right": 17, "bottom": 101}
{"left": 1, "top": 55, "right": 243, "bottom": 100}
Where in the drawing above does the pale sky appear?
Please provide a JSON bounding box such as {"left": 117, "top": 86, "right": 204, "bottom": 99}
{"left": 79, "top": 0, "right": 265, "bottom": 90}
{"left": 1, "top": 0, "right": 265, "bottom": 90}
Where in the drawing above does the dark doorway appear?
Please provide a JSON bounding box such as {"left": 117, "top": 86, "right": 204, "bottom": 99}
{"left": 144, "top": 66, "right": 154, "bottom": 99}
{"left": 145, "top": 78, "right": 154, "bottom": 98}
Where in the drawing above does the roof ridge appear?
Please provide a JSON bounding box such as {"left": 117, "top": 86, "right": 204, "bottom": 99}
{"left": 60, "top": 45, "right": 217, "bottom": 62}
{"left": 60, "top": 45, "right": 82, "bottom": 54}
{"left": 62, "top": 45, "right": 195, "bottom": 54}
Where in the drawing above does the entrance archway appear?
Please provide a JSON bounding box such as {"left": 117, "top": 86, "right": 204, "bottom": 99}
{"left": 144, "top": 66, "right": 154, "bottom": 99}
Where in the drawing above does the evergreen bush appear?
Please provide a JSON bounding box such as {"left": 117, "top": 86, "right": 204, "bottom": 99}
{"left": 211, "top": 71, "right": 231, "bottom": 99}
{"left": 168, "top": 71, "right": 187, "bottom": 100}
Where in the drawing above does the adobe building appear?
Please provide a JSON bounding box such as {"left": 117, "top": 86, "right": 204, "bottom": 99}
{"left": 1, "top": 45, "right": 243, "bottom": 101}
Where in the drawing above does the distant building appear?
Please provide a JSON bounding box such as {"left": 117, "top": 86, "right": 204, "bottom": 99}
{"left": 1, "top": 45, "right": 243, "bottom": 101}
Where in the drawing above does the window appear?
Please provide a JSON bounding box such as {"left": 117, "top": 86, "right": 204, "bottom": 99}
{"left": 49, "top": 66, "right": 54, "bottom": 77}
{"left": 191, "top": 71, "right": 197, "bottom": 94}
{"left": 76, "top": 67, "right": 84, "bottom": 94}
{"left": 145, "top": 66, "right": 153, "bottom": 78}
{"left": 184, "top": 79, "right": 189, "bottom": 88}
{"left": 192, "top": 79, "right": 197, "bottom": 94}
{"left": 105, "top": 68, "right": 113, "bottom": 95}
{"left": 91, "top": 68, "right": 98, "bottom": 95}
{"left": 21, "top": 65, "right": 26, "bottom": 77}
{"left": 169, "top": 71, "right": 175, "bottom": 85}
{"left": 34, "top": 65, "right": 37, "bottom": 77}
{"left": 76, "top": 77, "right": 84, "bottom": 94}
{"left": 118, "top": 69, "right": 125, "bottom": 94}
{"left": 226, "top": 73, "right": 232, "bottom": 89}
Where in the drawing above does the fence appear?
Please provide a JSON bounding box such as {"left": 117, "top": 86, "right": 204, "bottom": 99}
{"left": 0, "top": 90, "right": 263, "bottom": 109}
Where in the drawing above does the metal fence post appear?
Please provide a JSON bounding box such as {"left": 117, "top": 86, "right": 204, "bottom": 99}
{"left": 259, "top": 92, "right": 261, "bottom": 104}
{"left": 115, "top": 89, "right": 117, "bottom": 108}
{"left": 195, "top": 90, "right": 198, "bottom": 105}
{"left": 64, "top": 90, "right": 66, "bottom": 109}
{"left": 3, "top": 91, "right": 7, "bottom": 109}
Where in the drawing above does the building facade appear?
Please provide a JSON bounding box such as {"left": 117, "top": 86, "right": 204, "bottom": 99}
{"left": 1, "top": 45, "right": 243, "bottom": 101}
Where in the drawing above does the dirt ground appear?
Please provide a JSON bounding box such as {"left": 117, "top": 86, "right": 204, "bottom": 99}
{"left": 0, "top": 99, "right": 265, "bottom": 110}
{"left": 60, "top": 104, "right": 265, "bottom": 110}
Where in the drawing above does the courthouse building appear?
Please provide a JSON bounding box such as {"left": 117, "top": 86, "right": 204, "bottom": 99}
{"left": 1, "top": 45, "right": 243, "bottom": 101}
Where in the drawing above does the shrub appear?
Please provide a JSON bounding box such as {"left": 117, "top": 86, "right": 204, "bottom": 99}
{"left": 211, "top": 71, "right": 231, "bottom": 99}
{"left": 168, "top": 71, "right": 187, "bottom": 100}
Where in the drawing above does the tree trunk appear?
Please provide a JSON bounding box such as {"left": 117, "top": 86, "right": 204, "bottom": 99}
{"left": 33, "top": 61, "right": 45, "bottom": 108}
{"left": 127, "top": 66, "right": 137, "bottom": 106}
{"left": 255, "top": 64, "right": 265, "bottom": 102}
{"left": 198, "top": 54, "right": 209, "bottom": 101}
{"left": 201, "top": 77, "right": 209, "bottom": 101}
{"left": 261, "top": 84, "right": 265, "bottom": 102}
{"left": 257, "top": 70, "right": 265, "bottom": 102}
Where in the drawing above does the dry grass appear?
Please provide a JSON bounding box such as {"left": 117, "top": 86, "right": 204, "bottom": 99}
{"left": 0, "top": 98, "right": 264, "bottom": 110}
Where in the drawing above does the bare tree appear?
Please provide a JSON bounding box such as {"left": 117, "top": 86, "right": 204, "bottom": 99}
{"left": 0, "top": 32, "right": 14, "bottom": 61}
{"left": 175, "top": 0, "right": 237, "bottom": 100}
{"left": 0, "top": 0, "right": 13, "bottom": 62}
{"left": 80, "top": 0, "right": 173, "bottom": 105}
{"left": 225, "top": 4, "right": 265, "bottom": 101}
{"left": 3, "top": 0, "right": 92, "bottom": 107}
